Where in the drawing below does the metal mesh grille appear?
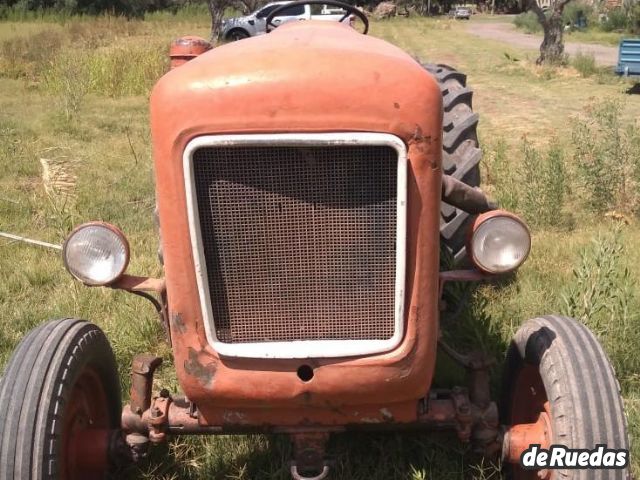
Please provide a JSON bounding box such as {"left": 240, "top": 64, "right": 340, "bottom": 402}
{"left": 192, "top": 145, "right": 398, "bottom": 344}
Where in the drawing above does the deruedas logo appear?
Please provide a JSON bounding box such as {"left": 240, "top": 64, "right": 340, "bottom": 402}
{"left": 521, "top": 445, "right": 629, "bottom": 469}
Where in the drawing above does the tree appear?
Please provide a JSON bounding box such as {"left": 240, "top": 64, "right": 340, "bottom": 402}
{"left": 207, "top": 0, "right": 234, "bottom": 42}
{"left": 526, "top": 0, "right": 572, "bottom": 64}
{"left": 235, "top": 0, "right": 263, "bottom": 14}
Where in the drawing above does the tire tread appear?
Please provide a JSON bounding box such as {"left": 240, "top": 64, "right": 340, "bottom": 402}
{"left": 422, "top": 62, "right": 482, "bottom": 263}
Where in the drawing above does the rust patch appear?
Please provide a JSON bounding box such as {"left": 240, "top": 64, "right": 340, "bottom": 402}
{"left": 412, "top": 125, "right": 424, "bottom": 142}
{"left": 184, "top": 347, "right": 217, "bottom": 387}
{"left": 405, "top": 124, "right": 433, "bottom": 160}
{"left": 171, "top": 312, "right": 187, "bottom": 334}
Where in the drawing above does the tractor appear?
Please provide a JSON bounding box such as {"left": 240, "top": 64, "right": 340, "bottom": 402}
{"left": 0, "top": 2, "right": 629, "bottom": 478}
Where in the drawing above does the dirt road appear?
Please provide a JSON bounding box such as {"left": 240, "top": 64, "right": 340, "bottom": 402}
{"left": 465, "top": 21, "right": 618, "bottom": 65}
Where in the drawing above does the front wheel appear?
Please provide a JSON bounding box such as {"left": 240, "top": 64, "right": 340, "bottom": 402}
{"left": 226, "top": 29, "right": 250, "bottom": 41}
{"left": 0, "top": 318, "right": 122, "bottom": 479}
{"left": 502, "top": 315, "right": 629, "bottom": 479}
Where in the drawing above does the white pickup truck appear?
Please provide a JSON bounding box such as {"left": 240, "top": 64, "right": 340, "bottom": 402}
{"left": 220, "top": 1, "right": 349, "bottom": 41}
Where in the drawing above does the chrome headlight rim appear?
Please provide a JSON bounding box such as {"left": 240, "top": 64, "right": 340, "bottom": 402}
{"left": 63, "top": 222, "right": 130, "bottom": 286}
{"left": 468, "top": 210, "right": 531, "bottom": 275}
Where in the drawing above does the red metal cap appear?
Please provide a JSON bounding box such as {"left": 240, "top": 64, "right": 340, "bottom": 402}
{"left": 169, "top": 36, "right": 212, "bottom": 69}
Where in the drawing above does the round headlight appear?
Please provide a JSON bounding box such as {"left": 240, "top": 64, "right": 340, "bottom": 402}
{"left": 469, "top": 212, "right": 531, "bottom": 274}
{"left": 63, "top": 223, "right": 129, "bottom": 286}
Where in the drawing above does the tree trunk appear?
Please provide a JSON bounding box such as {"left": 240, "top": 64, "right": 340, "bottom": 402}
{"left": 208, "top": 0, "right": 227, "bottom": 43}
{"left": 538, "top": 9, "right": 565, "bottom": 64}
{"left": 528, "top": 0, "right": 572, "bottom": 65}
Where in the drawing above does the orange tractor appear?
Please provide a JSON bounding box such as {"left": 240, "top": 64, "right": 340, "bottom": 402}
{"left": 0, "top": 3, "right": 629, "bottom": 479}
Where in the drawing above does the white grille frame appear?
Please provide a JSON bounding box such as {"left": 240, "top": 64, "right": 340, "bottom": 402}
{"left": 183, "top": 133, "right": 407, "bottom": 359}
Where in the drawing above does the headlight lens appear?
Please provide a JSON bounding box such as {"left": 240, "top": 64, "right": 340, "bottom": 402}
{"left": 63, "top": 223, "right": 129, "bottom": 286}
{"left": 469, "top": 213, "right": 531, "bottom": 274}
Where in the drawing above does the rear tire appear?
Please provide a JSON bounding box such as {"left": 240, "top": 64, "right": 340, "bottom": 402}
{"left": 422, "top": 63, "right": 482, "bottom": 263}
{"left": 502, "top": 315, "right": 629, "bottom": 479}
{"left": 0, "top": 318, "right": 121, "bottom": 480}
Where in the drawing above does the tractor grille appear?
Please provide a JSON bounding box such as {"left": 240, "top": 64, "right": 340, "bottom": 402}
{"left": 191, "top": 145, "right": 398, "bottom": 344}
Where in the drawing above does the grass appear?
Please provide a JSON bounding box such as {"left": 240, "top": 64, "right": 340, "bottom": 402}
{"left": 571, "top": 51, "right": 598, "bottom": 77}
{"left": 565, "top": 29, "right": 627, "bottom": 47}
{"left": 1, "top": 12, "right": 640, "bottom": 479}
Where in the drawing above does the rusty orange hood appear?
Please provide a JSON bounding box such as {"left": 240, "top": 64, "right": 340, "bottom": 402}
{"left": 150, "top": 21, "right": 442, "bottom": 143}
{"left": 149, "top": 21, "right": 446, "bottom": 417}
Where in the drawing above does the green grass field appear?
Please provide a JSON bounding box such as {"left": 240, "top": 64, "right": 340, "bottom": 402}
{"left": 0, "top": 13, "right": 639, "bottom": 479}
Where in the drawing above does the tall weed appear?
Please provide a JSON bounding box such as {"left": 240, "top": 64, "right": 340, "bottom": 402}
{"left": 572, "top": 98, "right": 640, "bottom": 214}
{"left": 0, "top": 18, "right": 165, "bottom": 96}
{"left": 563, "top": 228, "right": 640, "bottom": 389}
{"left": 0, "top": 30, "right": 63, "bottom": 79}
{"left": 86, "top": 42, "right": 167, "bottom": 96}
{"left": 520, "top": 137, "right": 567, "bottom": 228}
{"left": 483, "top": 139, "right": 519, "bottom": 212}
{"left": 45, "top": 49, "right": 91, "bottom": 121}
{"left": 485, "top": 137, "right": 568, "bottom": 229}
{"left": 66, "top": 16, "right": 144, "bottom": 48}
{"left": 41, "top": 41, "right": 167, "bottom": 101}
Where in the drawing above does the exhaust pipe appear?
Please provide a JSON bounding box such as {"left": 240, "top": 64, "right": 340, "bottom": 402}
{"left": 441, "top": 175, "right": 496, "bottom": 214}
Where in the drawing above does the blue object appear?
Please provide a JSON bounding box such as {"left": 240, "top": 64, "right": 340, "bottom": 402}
{"left": 574, "top": 16, "right": 587, "bottom": 29}
{"left": 615, "top": 39, "right": 640, "bottom": 77}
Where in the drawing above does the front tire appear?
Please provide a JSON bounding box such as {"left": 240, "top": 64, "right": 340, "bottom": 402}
{"left": 226, "top": 29, "right": 250, "bottom": 41}
{"left": 0, "top": 319, "right": 121, "bottom": 479}
{"left": 502, "top": 315, "right": 629, "bottom": 479}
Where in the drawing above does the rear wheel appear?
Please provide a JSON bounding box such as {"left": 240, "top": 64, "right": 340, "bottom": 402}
{"left": 0, "top": 318, "right": 122, "bottom": 479}
{"left": 422, "top": 63, "right": 482, "bottom": 263}
{"left": 502, "top": 315, "right": 629, "bottom": 479}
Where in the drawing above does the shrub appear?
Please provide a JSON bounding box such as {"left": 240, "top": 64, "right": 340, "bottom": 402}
{"left": 44, "top": 49, "right": 91, "bottom": 121}
{"left": 514, "top": 11, "right": 542, "bottom": 33}
{"left": 629, "top": 3, "right": 640, "bottom": 34}
{"left": 601, "top": 8, "right": 628, "bottom": 32}
{"left": 563, "top": 2, "right": 593, "bottom": 27}
{"left": 571, "top": 51, "right": 597, "bottom": 77}
{"left": 484, "top": 137, "right": 569, "bottom": 229}
{"left": 572, "top": 98, "right": 640, "bottom": 213}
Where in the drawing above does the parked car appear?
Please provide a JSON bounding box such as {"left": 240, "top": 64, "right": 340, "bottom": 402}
{"left": 221, "top": 1, "right": 349, "bottom": 41}
{"left": 448, "top": 6, "right": 471, "bottom": 19}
